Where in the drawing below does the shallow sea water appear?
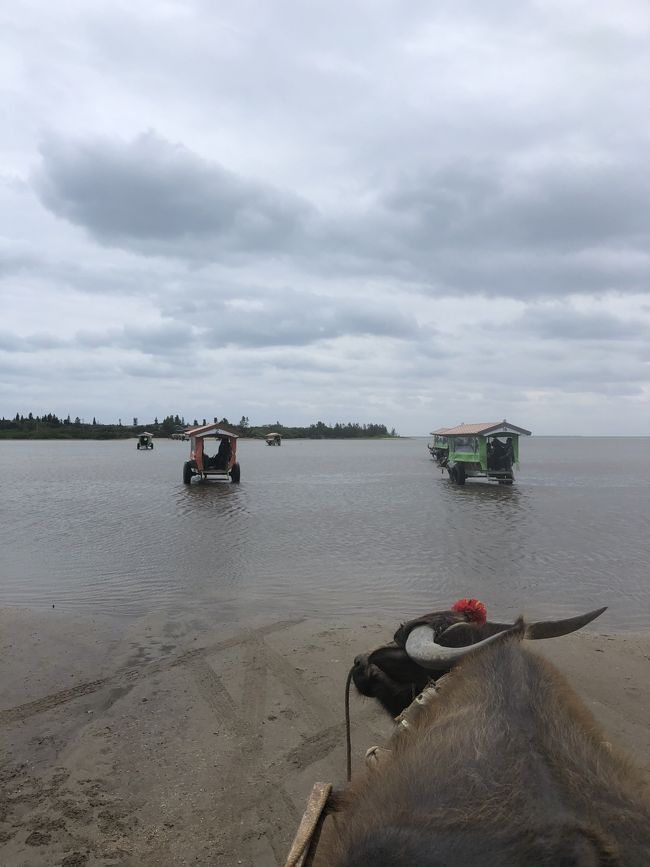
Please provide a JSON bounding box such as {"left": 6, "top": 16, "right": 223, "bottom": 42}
{"left": 0, "top": 437, "right": 648, "bottom": 630}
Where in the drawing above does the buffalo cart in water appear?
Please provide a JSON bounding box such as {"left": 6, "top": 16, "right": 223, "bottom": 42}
{"left": 266, "top": 431, "right": 282, "bottom": 446}
{"left": 137, "top": 432, "right": 154, "bottom": 450}
{"left": 431, "top": 420, "right": 531, "bottom": 485}
{"left": 182, "top": 423, "right": 240, "bottom": 484}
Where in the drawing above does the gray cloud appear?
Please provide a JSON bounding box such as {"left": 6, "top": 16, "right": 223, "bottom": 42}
{"left": 0, "top": 287, "right": 423, "bottom": 363}
{"left": 34, "top": 133, "right": 650, "bottom": 300}
{"left": 0, "top": 251, "right": 34, "bottom": 279}
{"left": 194, "top": 288, "right": 420, "bottom": 347}
{"left": 82, "top": 292, "right": 422, "bottom": 352}
{"left": 514, "top": 307, "right": 648, "bottom": 342}
{"left": 76, "top": 321, "right": 195, "bottom": 355}
{"left": 0, "top": 330, "right": 66, "bottom": 352}
{"left": 379, "top": 159, "right": 650, "bottom": 250}
{"left": 201, "top": 294, "right": 422, "bottom": 348}
{"left": 36, "top": 132, "right": 313, "bottom": 258}
{"left": 331, "top": 159, "right": 650, "bottom": 297}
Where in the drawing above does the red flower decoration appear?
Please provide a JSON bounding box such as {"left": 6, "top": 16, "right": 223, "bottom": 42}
{"left": 452, "top": 598, "right": 487, "bottom": 625}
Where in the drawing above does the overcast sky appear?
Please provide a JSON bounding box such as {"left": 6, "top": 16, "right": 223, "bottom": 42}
{"left": 2, "top": 1, "right": 649, "bottom": 434}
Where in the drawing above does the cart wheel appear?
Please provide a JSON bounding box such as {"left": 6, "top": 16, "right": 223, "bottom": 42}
{"left": 230, "top": 462, "right": 241, "bottom": 484}
{"left": 455, "top": 463, "right": 466, "bottom": 485}
{"left": 183, "top": 461, "right": 193, "bottom": 484}
{"left": 150, "top": 443, "right": 154, "bottom": 449}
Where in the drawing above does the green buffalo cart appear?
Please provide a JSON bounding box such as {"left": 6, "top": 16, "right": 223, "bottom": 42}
{"left": 433, "top": 420, "right": 531, "bottom": 485}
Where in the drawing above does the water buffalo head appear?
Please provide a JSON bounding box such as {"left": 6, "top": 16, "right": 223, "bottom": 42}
{"left": 353, "top": 598, "right": 607, "bottom": 716}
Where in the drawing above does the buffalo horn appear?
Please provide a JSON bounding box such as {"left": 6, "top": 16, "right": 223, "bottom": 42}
{"left": 439, "top": 606, "right": 608, "bottom": 645}
{"left": 405, "top": 606, "right": 607, "bottom": 670}
{"left": 405, "top": 625, "right": 515, "bottom": 669}
{"left": 524, "top": 606, "right": 607, "bottom": 639}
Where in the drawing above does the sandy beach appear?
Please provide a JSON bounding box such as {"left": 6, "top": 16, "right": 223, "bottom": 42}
{"left": 1, "top": 607, "right": 649, "bottom": 866}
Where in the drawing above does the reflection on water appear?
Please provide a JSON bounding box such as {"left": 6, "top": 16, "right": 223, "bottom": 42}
{"left": 0, "top": 437, "right": 648, "bottom": 630}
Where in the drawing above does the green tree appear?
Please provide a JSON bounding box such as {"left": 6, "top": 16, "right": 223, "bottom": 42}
{"left": 160, "top": 415, "right": 176, "bottom": 435}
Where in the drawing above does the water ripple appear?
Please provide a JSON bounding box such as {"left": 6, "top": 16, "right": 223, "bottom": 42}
{"left": 0, "top": 437, "right": 648, "bottom": 630}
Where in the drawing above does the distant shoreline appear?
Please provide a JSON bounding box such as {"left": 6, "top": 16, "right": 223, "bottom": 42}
{"left": 0, "top": 418, "right": 397, "bottom": 440}
{"left": 0, "top": 434, "right": 401, "bottom": 441}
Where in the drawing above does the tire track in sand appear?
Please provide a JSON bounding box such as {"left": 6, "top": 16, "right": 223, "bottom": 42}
{"left": 187, "top": 650, "right": 300, "bottom": 865}
{"left": 0, "top": 619, "right": 302, "bottom": 726}
{"left": 187, "top": 633, "right": 354, "bottom": 864}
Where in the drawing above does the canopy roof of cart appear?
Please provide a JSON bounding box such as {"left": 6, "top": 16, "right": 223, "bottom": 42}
{"left": 185, "top": 423, "right": 239, "bottom": 439}
{"left": 430, "top": 421, "right": 531, "bottom": 437}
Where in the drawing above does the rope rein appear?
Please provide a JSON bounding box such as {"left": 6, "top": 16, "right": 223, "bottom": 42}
{"left": 344, "top": 666, "right": 354, "bottom": 782}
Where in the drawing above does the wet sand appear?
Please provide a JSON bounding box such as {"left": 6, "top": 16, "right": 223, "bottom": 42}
{"left": 1, "top": 607, "right": 649, "bottom": 866}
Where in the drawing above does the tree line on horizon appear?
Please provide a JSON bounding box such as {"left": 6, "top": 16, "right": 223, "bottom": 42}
{"left": 0, "top": 412, "right": 397, "bottom": 439}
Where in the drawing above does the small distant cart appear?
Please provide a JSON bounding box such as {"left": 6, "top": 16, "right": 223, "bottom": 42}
{"left": 265, "top": 432, "right": 282, "bottom": 446}
{"left": 432, "top": 420, "right": 531, "bottom": 485}
{"left": 182, "top": 423, "right": 240, "bottom": 484}
{"left": 137, "top": 432, "right": 154, "bottom": 450}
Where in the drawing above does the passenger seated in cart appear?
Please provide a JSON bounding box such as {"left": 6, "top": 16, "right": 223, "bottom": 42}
{"left": 488, "top": 437, "right": 506, "bottom": 469}
{"left": 202, "top": 450, "right": 216, "bottom": 469}
{"left": 215, "top": 437, "right": 231, "bottom": 469}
